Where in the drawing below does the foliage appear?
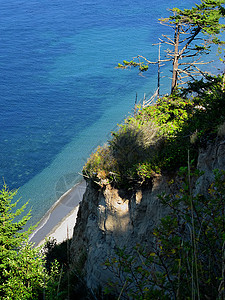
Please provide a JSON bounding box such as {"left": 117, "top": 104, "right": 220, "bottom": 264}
{"left": 83, "top": 75, "right": 225, "bottom": 188}
{"left": 109, "top": 119, "right": 161, "bottom": 183}
{"left": 169, "top": 0, "right": 225, "bottom": 37}
{"left": 83, "top": 144, "right": 119, "bottom": 186}
{"left": 0, "top": 185, "right": 61, "bottom": 300}
{"left": 133, "top": 94, "right": 195, "bottom": 135}
{"left": 44, "top": 238, "right": 69, "bottom": 273}
{"left": 83, "top": 119, "right": 162, "bottom": 188}
{"left": 117, "top": 59, "right": 150, "bottom": 73}
{"left": 43, "top": 238, "right": 96, "bottom": 300}
{"left": 104, "top": 167, "right": 225, "bottom": 299}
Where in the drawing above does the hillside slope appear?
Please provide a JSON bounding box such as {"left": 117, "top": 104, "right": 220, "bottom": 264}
{"left": 70, "top": 134, "right": 225, "bottom": 292}
{"left": 70, "top": 76, "right": 225, "bottom": 297}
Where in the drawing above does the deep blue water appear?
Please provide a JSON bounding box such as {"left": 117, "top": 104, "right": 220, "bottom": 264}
{"left": 0, "top": 0, "right": 223, "bottom": 224}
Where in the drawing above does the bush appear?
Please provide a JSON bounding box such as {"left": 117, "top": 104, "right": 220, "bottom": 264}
{"left": 83, "top": 120, "right": 162, "bottom": 188}
{"left": 83, "top": 144, "right": 119, "bottom": 185}
{"left": 109, "top": 120, "right": 161, "bottom": 183}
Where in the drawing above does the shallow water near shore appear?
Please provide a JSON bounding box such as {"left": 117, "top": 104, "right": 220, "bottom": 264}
{"left": 0, "top": 0, "right": 223, "bottom": 225}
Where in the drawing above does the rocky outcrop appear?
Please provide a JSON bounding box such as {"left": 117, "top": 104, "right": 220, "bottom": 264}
{"left": 70, "top": 135, "right": 225, "bottom": 291}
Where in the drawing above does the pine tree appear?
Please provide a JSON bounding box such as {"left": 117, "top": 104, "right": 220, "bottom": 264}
{"left": 0, "top": 185, "right": 60, "bottom": 299}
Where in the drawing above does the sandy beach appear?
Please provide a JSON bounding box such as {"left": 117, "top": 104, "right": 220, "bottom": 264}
{"left": 29, "top": 180, "right": 86, "bottom": 247}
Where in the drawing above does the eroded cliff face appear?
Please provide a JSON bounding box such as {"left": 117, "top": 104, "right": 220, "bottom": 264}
{"left": 70, "top": 136, "right": 225, "bottom": 291}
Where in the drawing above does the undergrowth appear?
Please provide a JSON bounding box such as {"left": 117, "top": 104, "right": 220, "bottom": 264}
{"left": 83, "top": 75, "right": 225, "bottom": 189}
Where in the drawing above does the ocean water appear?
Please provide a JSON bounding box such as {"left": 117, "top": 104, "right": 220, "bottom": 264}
{"left": 0, "top": 0, "right": 223, "bottom": 224}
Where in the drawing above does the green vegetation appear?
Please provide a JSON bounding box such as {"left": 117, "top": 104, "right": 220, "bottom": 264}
{"left": 0, "top": 185, "right": 62, "bottom": 299}
{"left": 43, "top": 238, "right": 97, "bottom": 299}
{"left": 81, "top": 3, "right": 225, "bottom": 297}
{"left": 1, "top": 1, "right": 224, "bottom": 299}
{"left": 83, "top": 75, "right": 225, "bottom": 189}
{"left": 103, "top": 167, "right": 225, "bottom": 299}
{"left": 0, "top": 185, "right": 95, "bottom": 299}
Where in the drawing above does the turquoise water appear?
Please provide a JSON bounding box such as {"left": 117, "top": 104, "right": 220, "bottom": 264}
{"left": 0, "top": 0, "right": 223, "bottom": 224}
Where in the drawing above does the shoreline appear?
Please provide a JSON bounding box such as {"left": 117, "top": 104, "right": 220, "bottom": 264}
{"left": 29, "top": 180, "right": 86, "bottom": 247}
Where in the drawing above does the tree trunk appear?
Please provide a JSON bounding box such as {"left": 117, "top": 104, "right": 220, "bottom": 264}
{"left": 157, "top": 43, "right": 161, "bottom": 98}
{"left": 223, "top": 70, "right": 225, "bottom": 91}
{"left": 171, "top": 24, "right": 180, "bottom": 93}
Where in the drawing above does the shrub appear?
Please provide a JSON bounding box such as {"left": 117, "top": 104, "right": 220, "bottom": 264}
{"left": 83, "top": 144, "right": 119, "bottom": 185}
{"left": 109, "top": 120, "right": 161, "bottom": 181}
{"left": 136, "top": 93, "right": 195, "bottom": 135}
{"left": 83, "top": 120, "right": 162, "bottom": 187}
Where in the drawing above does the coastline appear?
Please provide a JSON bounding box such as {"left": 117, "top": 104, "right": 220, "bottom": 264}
{"left": 29, "top": 180, "right": 86, "bottom": 247}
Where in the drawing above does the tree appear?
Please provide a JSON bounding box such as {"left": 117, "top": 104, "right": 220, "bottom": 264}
{"left": 0, "top": 184, "right": 60, "bottom": 299}
{"left": 161, "top": 0, "right": 225, "bottom": 92}
{"left": 118, "top": 0, "right": 225, "bottom": 93}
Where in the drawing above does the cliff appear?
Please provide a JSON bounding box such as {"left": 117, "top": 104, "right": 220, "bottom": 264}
{"left": 70, "top": 134, "right": 225, "bottom": 291}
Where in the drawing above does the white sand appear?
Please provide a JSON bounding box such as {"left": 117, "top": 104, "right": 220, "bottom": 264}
{"left": 29, "top": 180, "right": 86, "bottom": 247}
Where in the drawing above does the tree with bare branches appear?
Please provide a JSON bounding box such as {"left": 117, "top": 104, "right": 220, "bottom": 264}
{"left": 118, "top": 0, "right": 225, "bottom": 93}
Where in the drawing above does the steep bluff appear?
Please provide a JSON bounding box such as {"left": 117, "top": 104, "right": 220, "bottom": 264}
{"left": 70, "top": 135, "right": 225, "bottom": 291}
